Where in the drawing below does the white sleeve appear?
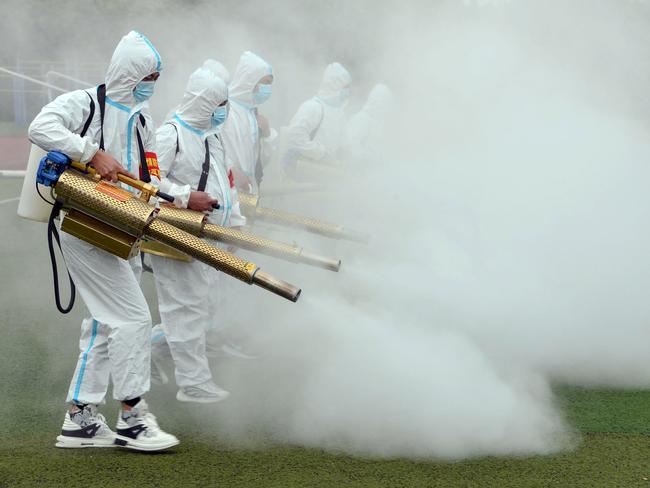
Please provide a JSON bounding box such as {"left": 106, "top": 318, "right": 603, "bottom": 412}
{"left": 155, "top": 124, "right": 191, "bottom": 208}
{"left": 287, "top": 100, "right": 326, "bottom": 161}
{"left": 28, "top": 89, "right": 99, "bottom": 163}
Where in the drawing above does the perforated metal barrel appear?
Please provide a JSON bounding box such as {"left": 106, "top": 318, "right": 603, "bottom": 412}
{"left": 55, "top": 170, "right": 154, "bottom": 236}
{"left": 156, "top": 205, "right": 206, "bottom": 236}
{"left": 145, "top": 219, "right": 301, "bottom": 302}
{"left": 145, "top": 219, "right": 256, "bottom": 283}
{"left": 238, "top": 191, "right": 365, "bottom": 242}
{"left": 203, "top": 223, "right": 340, "bottom": 271}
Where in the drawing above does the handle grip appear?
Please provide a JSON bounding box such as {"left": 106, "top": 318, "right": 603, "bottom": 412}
{"left": 157, "top": 191, "right": 174, "bottom": 203}
{"left": 69, "top": 161, "right": 174, "bottom": 202}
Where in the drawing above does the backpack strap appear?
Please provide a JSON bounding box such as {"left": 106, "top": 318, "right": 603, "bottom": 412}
{"left": 97, "top": 84, "right": 106, "bottom": 150}
{"left": 166, "top": 122, "right": 180, "bottom": 154}
{"left": 136, "top": 114, "right": 151, "bottom": 183}
{"left": 197, "top": 138, "right": 210, "bottom": 192}
{"left": 80, "top": 92, "right": 95, "bottom": 138}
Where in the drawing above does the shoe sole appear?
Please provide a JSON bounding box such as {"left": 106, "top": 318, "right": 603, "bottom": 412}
{"left": 176, "top": 390, "right": 230, "bottom": 404}
{"left": 55, "top": 435, "right": 116, "bottom": 449}
{"left": 114, "top": 435, "right": 180, "bottom": 452}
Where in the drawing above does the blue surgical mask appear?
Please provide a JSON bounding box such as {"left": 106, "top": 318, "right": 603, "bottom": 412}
{"left": 133, "top": 80, "right": 155, "bottom": 102}
{"left": 211, "top": 104, "right": 228, "bottom": 128}
{"left": 253, "top": 84, "right": 272, "bottom": 105}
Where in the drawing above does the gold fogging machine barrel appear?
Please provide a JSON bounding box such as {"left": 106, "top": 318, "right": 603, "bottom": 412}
{"left": 237, "top": 192, "right": 368, "bottom": 243}
{"left": 53, "top": 168, "right": 300, "bottom": 302}
{"left": 152, "top": 206, "right": 341, "bottom": 272}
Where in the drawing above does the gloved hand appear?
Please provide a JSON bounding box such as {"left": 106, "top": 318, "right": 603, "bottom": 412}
{"left": 90, "top": 149, "right": 136, "bottom": 182}
{"left": 188, "top": 191, "right": 219, "bottom": 212}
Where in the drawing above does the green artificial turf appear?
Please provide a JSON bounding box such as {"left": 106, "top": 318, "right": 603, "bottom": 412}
{"left": 3, "top": 177, "right": 650, "bottom": 487}
{"left": 2, "top": 432, "right": 650, "bottom": 487}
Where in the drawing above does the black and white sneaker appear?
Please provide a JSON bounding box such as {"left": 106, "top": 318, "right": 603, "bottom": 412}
{"left": 114, "top": 399, "right": 179, "bottom": 452}
{"left": 55, "top": 404, "right": 116, "bottom": 448}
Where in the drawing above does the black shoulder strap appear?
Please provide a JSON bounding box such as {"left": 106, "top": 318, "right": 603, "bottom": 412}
{"left": 97, "top": 84, "right": 106, "bottom": 150}
{"left": 136, "top": 118, "right": 151, "bottom": 183}
{"left": 197, "top": 138, "right": 210, "bottom": 192}
{"left": 47, "top": 202, "right": 76, "bottom": 314}
{"left": 167, "top": 122, "right": 179, "bottom": 154}
{"left": 309, "top": 100, "right": 325, "bottom": 141}
{"left": 80, "top": 92, "right": 95, "bottom": 138}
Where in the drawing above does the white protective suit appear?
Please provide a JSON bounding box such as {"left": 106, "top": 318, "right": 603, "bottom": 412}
{"left": 150, "top": 67, "right": 244, "bottom": 388}
{"left": 28, "top": 31, "right": 162, "bottom": 405}
{"left": 284, "top": 62, "right": 351, "bottom": 165}
{"left": 221, "top": 51, "right": 277, "bottom": 195}
{"left": 346, "top": 83, "right": 393, "bottom": 161}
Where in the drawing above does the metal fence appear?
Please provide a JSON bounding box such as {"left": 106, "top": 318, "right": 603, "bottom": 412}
{"left": 0, "top": 59, "right": 103, "bottom": 128}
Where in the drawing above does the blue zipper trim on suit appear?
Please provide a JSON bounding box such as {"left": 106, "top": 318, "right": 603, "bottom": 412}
{"left": 73, "top": 319, "right": 98, "bottom": 403}
{"left": 105, "top": 96, "right": 139, "bottom": 185}
{"left": 126, "top": 115, "right": 136, "bottom": 173}
{"left": 105, "top": 96, "right": 130, "bottom": 113}
{"left": 173, "top": 114, "right": 204, "bottom": 137}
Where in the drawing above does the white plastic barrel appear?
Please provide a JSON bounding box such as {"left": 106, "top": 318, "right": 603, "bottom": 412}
{"left": 17, "top": 144, "right": 50, "bottom": 222}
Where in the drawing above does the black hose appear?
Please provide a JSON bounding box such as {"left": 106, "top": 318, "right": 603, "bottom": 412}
{"left": 47, "top": 202, "right": 76, "bottom": 313}
{"left": 140, "top": 252, "right": 153, "bottom": 274}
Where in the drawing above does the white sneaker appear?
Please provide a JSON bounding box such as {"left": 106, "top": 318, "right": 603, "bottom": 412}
{"left": 114, "top": 399, "right": 179, "bottom": 452}
{"left": 55, "top": 404, "right": 116, "bottom": 448}
{"left": 176, "top": 380, "right": 230, "bottom": 404}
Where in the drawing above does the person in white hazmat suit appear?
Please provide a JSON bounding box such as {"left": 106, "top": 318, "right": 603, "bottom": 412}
{"left": 346, "top": 83, "right": 394, "bottom": 162}
{"left": 149, "top": 66, "right": 245, "bottom": 403}
{"left": 198, "top": 58, "right": 254, "bottom": 360}
{"left": 221, "top": 51, "right": 277, "bottom": 196}
{"left": 27, "top": 31, "right": 179, "bottom": 451}
{"left": 203, "top": 58, "right": 231, "bottom": 85}
{"left": 282, "top": 62, "right": 351, "bottom": 175}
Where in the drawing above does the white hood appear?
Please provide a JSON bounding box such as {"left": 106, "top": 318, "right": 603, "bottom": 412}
{"left": 229, "top": 51, "right": 273, "bottom": 107}
{"left": 175, "top": 67, "right": 228, "bottom": 132}
{"left": 202, "top": 58, "right": 231, "bottom": 85}
{"left": 317, "top": 62, "right": 351, "bottom": 99}
{"left": 105, "top": 31, "right": 162, "bottom": 105}
{"left": 364, "top": 83, "right": 393, "bottom": 118}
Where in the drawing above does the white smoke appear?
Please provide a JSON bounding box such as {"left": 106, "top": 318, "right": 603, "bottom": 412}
{"left": 4, "top": 0, "right": 650, "bottom": 460}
